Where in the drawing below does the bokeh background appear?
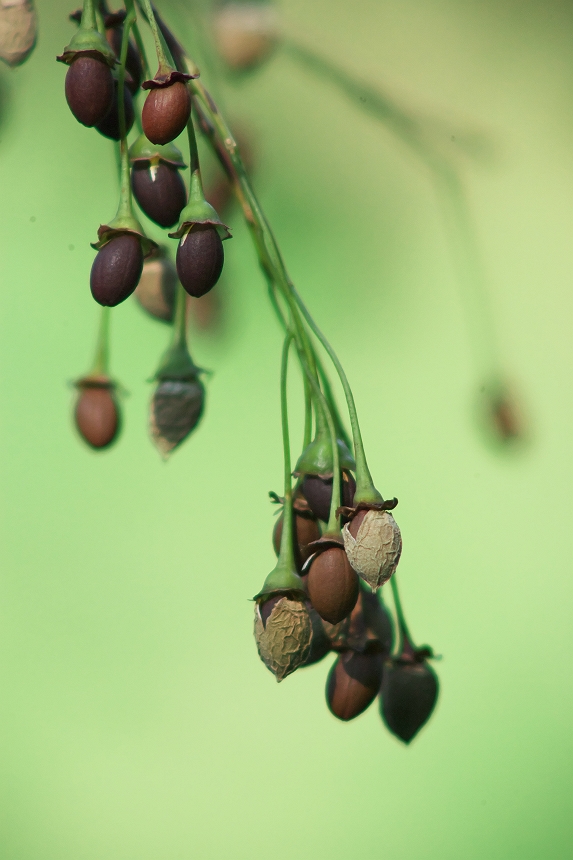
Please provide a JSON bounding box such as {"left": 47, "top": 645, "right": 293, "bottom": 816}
{"left": 1, "top": 0, "right": 572, "bottom": 857}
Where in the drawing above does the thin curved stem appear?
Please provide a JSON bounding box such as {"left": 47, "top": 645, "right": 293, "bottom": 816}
{"left": 276, "top": 334, "right": 296, "bottom": 572}
{"left": 390, "top": 575, "right": 413, "bottom": 654}
{"left": 116, "top": 1, "right": 135, "bottom": 219}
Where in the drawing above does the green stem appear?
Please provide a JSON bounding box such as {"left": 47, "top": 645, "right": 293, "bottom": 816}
{"left": 116, "top": 1, "right": 135, "bottom": 220}
{"left": 138, "top": 0, "right": 174, "bottom": 72}
{"left": 276, "top": 334, "right": 296, "bottom": 572}
{"left": 81, "top": 0, "right": 97, "bottom": 31}
{"left": 186, "top": 114, "right": 202, "bottom": 188}
{"left": 390, "top": 575, "right": 413, "bottom": 655}
{"left": 132, "top": 20, "right": 152, "bottom": 81}
{"left": 91, "top": 306, "right": 111, "bottom": 376}
{"left": 172, "top": 282, "right": 188, "bottom": 350}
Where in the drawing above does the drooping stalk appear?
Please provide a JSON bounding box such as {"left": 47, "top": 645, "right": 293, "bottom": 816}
{"left": 276, "top": 334, "right": 296, "bottom": 573}
{"left": 115, "top": 1, "right": 136, "bottom": 220}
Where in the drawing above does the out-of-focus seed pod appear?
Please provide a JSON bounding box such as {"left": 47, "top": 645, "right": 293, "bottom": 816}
{"left": 306, "top": 540, "right": 359, "bottom": 625}
{"left": 90, "top": 233, "right": 144, "bottom": 307}
{"left": 254, "top": 595, "right": 312, "bottom": 681}
{"left": 302, "top": 471, "right": 355, "bottom": 523}
{"left": 322, "top": 615, "right": 352, "bottom": 651}
{"left": 142, "top": 81, "right": 191, "bottom": 146}
{"left": 301, "top": 602, "right": 331, "bottom": 667}
{"left": 74, "top": 375, "right": 120, "bottom": 450}
{"left": 150, "top": 377, "right": 204, "bottom": 457}
{"left": 343, "top": 508, "right": 402, "bottom": 591}
{"left": 380, "top": 658, "right": 438, "bottom": 743}
{"left": 491, "top": 392, "right": 521, "bottom": 441}
{"left": 134, "top": 251, "right": 177, "bottom": 322}
{"left": 327, "top": 651, "right": 383, "bottom": 721}
{"left": 0, "top": 0, "right": 36, "bottom": 67}
{"left": 95, "top": 80, "right": 134, "bottom": 140}
{"left": 361, "top": 588, "right": 394, "bottom": 654}
{"left": 273, "top": 502, "right": 321, "bottom": 570}
{"left": 65, "top": 55, "right": 114, "bottom": 127}
{"left": 106, "top": 23, "right": 142, "bottom": 93}
{"left": 188, "top": 288, "right": 222, "bottom": 332}
{"left": 213, "top": 1, "right": 278, "bottom": 71}
{"left": 131, "top": 161, "right": 187, "bottom": 229}
{"left": 176, "top": 225, "right": 225, "bottom": 298}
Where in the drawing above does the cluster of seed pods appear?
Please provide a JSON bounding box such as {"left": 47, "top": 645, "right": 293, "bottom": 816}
{"left": 59, "top": 1, "right": 231, "bottom": 456}
{"left": 56, "top": 2, "right": 439, "bottom": 741}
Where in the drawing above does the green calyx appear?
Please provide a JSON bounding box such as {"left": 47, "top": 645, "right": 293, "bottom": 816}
{"left": 57, "top": 27, "right": 116, "bottom": 67}
{"left": 91, "top": 212, "right": 157, "bottom": 258}
{"left": 129, "top": 133, "right": 187, "bottom": 168}
{"left": 253, "top": 559, "right": 307, "bottom": 602}
{"left": 154, "top": 343, "right": 202, "bottom": 381}
{"left": 168, "top": 172, "right": 231, "bottom": 240}
{"left": 352, "top": 481, "right": 385, "bottom": 506}
{"left": 294, "top": 430, "right": 355, "bottom": 477}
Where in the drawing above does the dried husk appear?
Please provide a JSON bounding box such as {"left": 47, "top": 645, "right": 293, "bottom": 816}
{"left": 0, "top": 0, "right": 36, "bottom": 67}
{"left": 343, "top": 509, "right": 402, "bottom": 591}
{"left": 254, "top": 596, "right": 312, "bottom": 682}
{"left": 150, "top": 377, "right": 204, "bottom": 456}
{"left": 213, "top": 2, "right": 278, "bottom": 71}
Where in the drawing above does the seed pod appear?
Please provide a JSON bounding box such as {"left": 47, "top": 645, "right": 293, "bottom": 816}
{"left": 106, "top": 25, "right": 142, "bottom": 93}
{"left": 307, "top": 544, "right": 359, "bottom": 625}
{"left": 131, "top": 162, "right": 187, "bottom": 229}
{"left": 302, "top": 471, "right": 356, "bottom": 523}
{"left": 134, "top": 252, "right": 177, "bottom": 322}
{"left": 254, "top": 595, "right": 312, "bottom": 681}
{"left": 0, "top": 0, "right": 37, "bottom": 67}
{"left": 188, "top": 288, "right": 222, "bottom": 332}
{"left": 303, "top": 603, "right": 331, "bottom": 666}
{"left": 213, "top": 1, "right": 278, "bottom": 71}
{"left": 343, "top": 509, "right": 402, "bottom": 591}
{"left": 326, "top": 651, "right": 383, "bottom": 721}
{"left": 176, "top": 225, "right": 225, "bottom": 298}
{"left": 272, "top": 509, "right": 321, "bottom": 569}
{"left": 150, "top": 377, "right": 204, "bottom": 456}
{"left": 142, "top": 81, "right": 191, "bottom": 146}
{"left": 380, "top": 659, "right": 438, "bottom": 743}
{"left": 322, "top": 616, "right": 352, "bottom": 651}
{"left": 95, "top": 81, "right": 134, "bottom": 140}
{"left": 361, "top": 588, "right": 394, "bottom": 654}
{"left": 74, "top": 376, "right": 120, "bottom": 449}
{"left": 65, "top": 55, "right": 114, "bottom": 127}
{"left": 90, "top": 233, "right": 144, "bottom": 307}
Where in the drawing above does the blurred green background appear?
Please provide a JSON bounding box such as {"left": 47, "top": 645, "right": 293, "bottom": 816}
{"left": 1, "top": 0, "right": 572, "bottom": 857}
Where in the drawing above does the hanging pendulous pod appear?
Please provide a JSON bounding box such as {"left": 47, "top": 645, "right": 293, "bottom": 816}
{"left": 149, "top": 376, "right": 205, "bottom": 457}
{"left": 131, "top": 161, "right": 187, "bottom": 229}
{"left": 380, "top": 658, "right": 438, "bottom": 743}
{"left": 327, "top": 650, "right": 383, "bottom": 721}
{"left": 95, "top": 80, "right": 134, "bottom": 140}
{"left": 142, "top": 80, "right": 191, "bottom": 145}
{"left": 134, "top": 251, "right": 177, "bottom": 322}
{"left": 301, "top": 470, "right": 356, "bottom": 523}
{"left": 306, "top": 537, "right": 359, "bottom": 625}
{"left": 74, "top": 375, "right": 120, "bottom": 449}
{"left": 254, "top": 594, "right": 312, "bottom": 681}
{"left": 90, "top": 233, "right": 144, "bottom": 307}
{"left": 176, "top": 225, "right": 225, "bottom": 298}
{"left": 65, "top": 54, "right": 114, "bottom": 126}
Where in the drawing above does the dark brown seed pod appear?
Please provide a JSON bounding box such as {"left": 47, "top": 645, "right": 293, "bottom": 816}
{"left": 150, "top": 377, "right": 204, "bottom": 456}
{"left": 90, "top": 233, "right": 144, "bottom": 307}
{"left": 361, "top": 588, "right": 394, "bottom": 654}
{"left": 303, "top": 603, "right": 332, "bottom": 667}
{"left": 272, "top": 510, "right": 321, "bottom": 570}
{"left": 141, "top": 81, "right": 191, "bottom": 145}
{"left": 326, "top": 651, "right": 383, "bottom": 721}
{"left": 65, "top": 55, "right": 114, "bottom": 127}
{"left": 95, "top": 81, "right": 134, "bottom": 140}
{"left": 380, "top": 659, "right": 439, "bottom": 743}
{"left": 307, "top": 545, "right": 359, "bottom": 625}
{"left": 176, "top": 226, "right": 224, "bottom": 298}
{"left": 74, "top": 378, "right": 120, "bottom": 449}
{"left": 131, "top": 162, "right": 187, "bottom": 229}
{"left": 302, "top": 471, "right": 356, "bottom": 522}
{"left": 106, "top": 27, "right": 143, "bottom": 93}
{"left": 134, "top": 253, "right": 177, "bottom": 322}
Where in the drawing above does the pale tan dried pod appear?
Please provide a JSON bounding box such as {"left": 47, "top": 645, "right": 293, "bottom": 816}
{"left": 0, "top": 0, "right": 37, "bottom": 67}
{"left": 254, "top": 596, "right": 312, "bottom": 682}
{"left": 135, "top": 255, "right": 177, "bottom": 322}
{"left": 342, "top": 510, "right": 402, "bottom": 591}
{"left": 212, "top": 2, "right": 278, "bottom": 71}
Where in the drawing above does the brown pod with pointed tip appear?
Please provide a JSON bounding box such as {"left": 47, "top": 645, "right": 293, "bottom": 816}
{"left": 95, "top": 81, "right": 134, "bottom": 140}
{"left": 106, "top": 27, "right": 143, "bottom": 93}
{"left": 327, "top": 651, "right": 383, "bottom": 721}
{"left": 176, "top": 226, "right": 224, "bottom": 298}
{"left": 380, "top": 659, "right": 439, "bottom": 743}
{"left": 150, "top": 378, "right": 205, "bottom": 456}
{"left": 272, "top": 511, "right": 321, "bottom": 569}
{"left": 135, "top": 253, "right": 177, "bottom": 322}
{"left": 74, "top": 381, "right": 120, "bottom": 449}
{"left": 307, "top": 546, "right": 359, "bottom": 625}
{"left": 90, "top": 233, "right": 144, "bottom": 307}
{"left": 131, "top": 162, "right": 187, "bottom": 228}
{"left": 142, "top": 81, "right": 191, "bottom": 145}
{"left": 302, "top": 471, "right": 356, "bottom": 522}
{"left": 65, "top": 55, "right": 114, "bottom": 127}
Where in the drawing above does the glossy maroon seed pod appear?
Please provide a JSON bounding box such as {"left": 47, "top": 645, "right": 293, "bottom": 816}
{"left": 106, "top": 27, "right": 143, "bottom": 93}
{"left": 131, "top": 162, "right": 187, "bottom": 228}
{"left": 75, "top": 385, "right": 120, "bottom": 449}
{"left": 142, "top": 81, "right": 191, "bottom": 145}
{"left": 65, "top": 55, "right": 114, "bottom": 127}
{"left": 380, "top": 660, "right": 439, "bottom": 743}
{"left": 327, "top": 651, "right": 383, "bottom": 721}
{"left": 95, "top": 82, "right": 134, "bottom": 141}
{"left": 307, "top": 546, "right": 359, "bottom": 625}
{"left": 176, "top": 226, "right": 224, "bottom": 298}
{"left": 90, "top": 234, "right": 144, "bottom": 307}
{"left": 272, "top": 511, "right": 321, "bottom": 569}
{"left": 302, "top": 471, "right": 356, "bottom": 522}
